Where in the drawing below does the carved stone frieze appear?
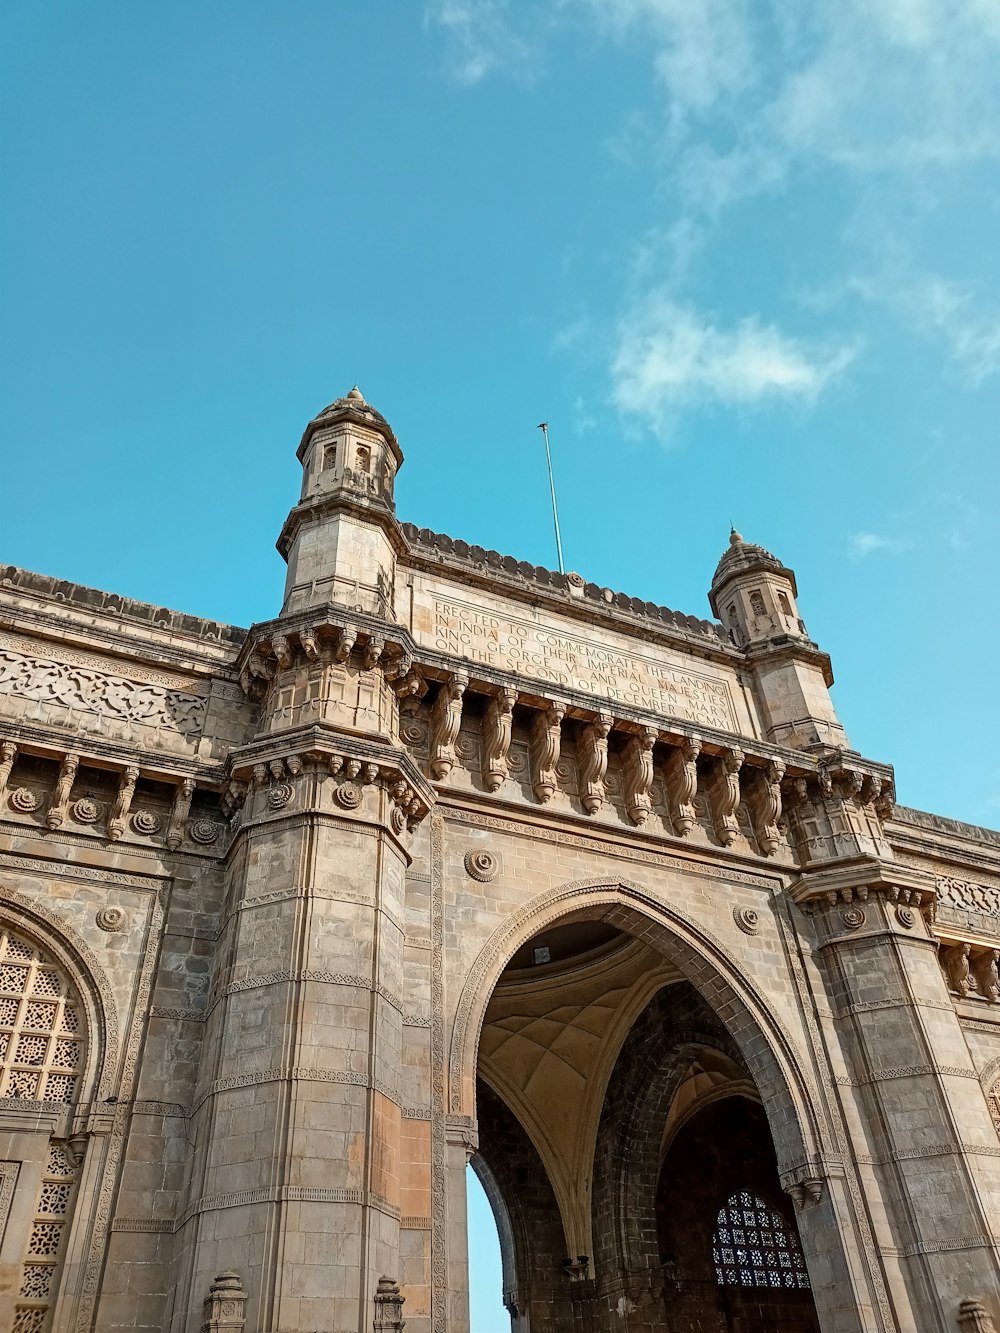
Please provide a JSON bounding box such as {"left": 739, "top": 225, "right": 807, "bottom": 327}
{"left": 616, "top": 727, "right": 655, "bottom": 826}
{"left": 0, "top": 646, "right": 206, "bottom": 736}
{"left": 530, "top": 703, "right": 566, "bottom": 803}
{"left": 578, "top": 713, "right": 612, "bottom": 815}
{"left": 480, "top": 688, "right": 517, "bottom": 793}
{"left": 664, "top": 735, "right": 701, "bottom": 836}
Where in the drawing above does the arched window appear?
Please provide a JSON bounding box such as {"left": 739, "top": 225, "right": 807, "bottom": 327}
{"left": 712, "top": 1189, "right": 809, "bottom": 1290}
{"left": 0, "top": 926, "right": 83, "bottom": 1104}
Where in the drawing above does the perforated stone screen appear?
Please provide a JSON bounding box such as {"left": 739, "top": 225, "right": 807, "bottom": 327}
{"left": 0, "top": 927, "right": 82, "bottom": 1104}
{"left": 712, "top": 1189, "right": 810, "bottom": 1290}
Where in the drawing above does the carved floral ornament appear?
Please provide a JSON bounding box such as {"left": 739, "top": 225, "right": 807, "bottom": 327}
{"left": 464, "top": 849, "right": 500, "bottom": 882}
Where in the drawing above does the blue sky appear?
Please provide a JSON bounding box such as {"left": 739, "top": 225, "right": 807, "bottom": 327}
{"left": 3, "top": 4, "right": 1000, "bottom": 1327}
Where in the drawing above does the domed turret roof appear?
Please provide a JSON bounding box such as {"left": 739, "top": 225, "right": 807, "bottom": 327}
{"left": 297, "top": 385, "right": 402, "bottom": 465}
{"left": 711, "top": 528, "right": 788, "bottom": 587}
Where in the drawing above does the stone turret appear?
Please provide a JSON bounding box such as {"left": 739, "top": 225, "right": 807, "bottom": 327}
{"left": 709, "top": 529, "right": 848, "bottom": 752}
{"left": 277, "top": 386, "right": 403, "bottom": 618}
{"left": 709, "top": 528, "right": 808, "bottom": 648}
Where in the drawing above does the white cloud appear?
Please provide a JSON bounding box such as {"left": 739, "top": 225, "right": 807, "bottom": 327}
{"left": 424, "top": 1, "right": 534, "bottom": 84}
{"left": 611, "top": 297, "right": 854, "bottom": 434}
{"left": 847, "top": 532, "right": 911, "bottom": 558}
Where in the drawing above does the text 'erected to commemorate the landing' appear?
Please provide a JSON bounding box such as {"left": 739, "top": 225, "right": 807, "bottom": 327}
{"left": 430, "top": 598, "right": 738, "bottom": 731}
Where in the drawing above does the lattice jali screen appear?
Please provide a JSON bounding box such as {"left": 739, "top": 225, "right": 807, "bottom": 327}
{"left": 14, "top": 1143, "right": 79, "bottom": 1326}
{"left": 712, "top": 1189, "right": 810, "bottom": 1290}
{"left": 0, "top": 927, "right": 83, "bottom": 1104}
{"left": 988, "top": 1082, "right": 1000, "bottom": 1139}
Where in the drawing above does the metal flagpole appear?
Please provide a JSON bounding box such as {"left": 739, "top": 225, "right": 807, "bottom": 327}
{"left": 536, "top": 421, "right": 565, "bottom": 575}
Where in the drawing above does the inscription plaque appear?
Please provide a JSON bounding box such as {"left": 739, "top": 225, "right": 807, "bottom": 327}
{"left": 428, "top": 597, "right": 738, "bottom": 731}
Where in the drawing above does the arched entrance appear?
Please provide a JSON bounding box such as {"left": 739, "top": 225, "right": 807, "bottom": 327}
{"left": 452, "top": 882, "right": 845, "bottom": 1332}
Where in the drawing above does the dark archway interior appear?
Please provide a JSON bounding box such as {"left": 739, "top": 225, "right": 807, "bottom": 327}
{"left": 657, "top": 1099, "right": 819, "bottom": 1333}
{"left": 475, "top": 966, "right": 821, "bottom": 1333}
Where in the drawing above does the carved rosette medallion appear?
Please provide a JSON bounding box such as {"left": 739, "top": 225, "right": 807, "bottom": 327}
{"left": 73, "top": 797, "right": 102, "bottom": 824}
{"left": 734, "top": 906, "right": 760, "bottom": 935}
{"left": 9, "top": 787, "right": 40, "bottom": 813}
{"left": 267, "top": 783, "right": 294, "bottom": 810}
{"left": 842, "top": 907, "right": 866, "bottom": 931}
{"left": 335, "top": 781, "right": 364, "bottom": 810}
{"left": 131, "top": 811, "right": 161, "bottom": 835}
{"left": 391, "top": 806, "right": 406, "bottom": 835}
{"left": 96, "top": 906, "right": 126, "bottom": 933}
{"left": 464, "top": 850, "right": 500, "bottom": 883}
{"left": 189, "top": 819, "right": 221, "bottom": 845}
{"left": 895, "top": 906, "right": 916, "bottom": 929}
{"left": 401, "top": 719, "right": 428, "bottom": 747}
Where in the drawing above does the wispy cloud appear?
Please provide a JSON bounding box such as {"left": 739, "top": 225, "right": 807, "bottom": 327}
{"left": 846, "top": 532, "right": 911, "bottom": 559}
{"left": 424, "top": 1, "right": 534, "bottom": 84}
{"left": 611, "top": 296, "right": 854, "bottom": 435}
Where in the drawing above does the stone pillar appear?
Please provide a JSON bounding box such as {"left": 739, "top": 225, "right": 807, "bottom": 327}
{"left": 181, "top": 742, "right": 427, "bottom": 1332}
{"left": 374, "top": 1275, "right": 406, "bottom": 1332}
{"left": 445, "top": 1126, "right": 475, "bottom": 1333}
{"left": 795, "top": 859, "right": 1000, "bottom": 1330}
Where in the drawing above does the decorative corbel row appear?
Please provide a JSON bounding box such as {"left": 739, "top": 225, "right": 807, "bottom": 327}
{"left": 708, "top": 747, "right": 743, "bottom": 846}
{"left": 785, "top": 1177, "right": 823, "bottom": 1210}
{"left": 166, "top": 777, "right": 196, "bottom": 851}
{"left": 480, "top": 688, "right": 517, "bottom": 793}
{"left": 0, "top": 741, "right": 17, "bottom": 803}
{"left": 664, "top": 735, "right": 701, "bottom": 836}
{"left": 530, "top": 703, "right": 566, "bottom": 803}
{"left": 622, "top": 727, "right": 657, "bottom": 826}
{"left": 749, "top": 759, "right": 785, "bottom": 857}
{"left": 46, "top": 753, "right": 79, "bottom": 830}
{"left": 578, "top": 713, "right": 612, "bottom": 815}
{"left": 107, "top": 764, "right": 139, "bottom": 842}
{"left": 429, "top": 671, "right": 469, "bottom": 781}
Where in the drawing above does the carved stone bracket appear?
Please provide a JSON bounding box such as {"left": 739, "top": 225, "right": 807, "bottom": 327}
{"left": 941, "top": 942, "right": 1000, "bottom": 1003}
{"left": 0, "top": 740, "right": 16, "bottom": 803}
{"left": 201, "top": 1271, "right": 247, "bottom": 1332}
{"left": 530, "top": 703, "right": 566, "bottom": 803}
{"left": 749, "top": 759, "right": 785, "bottom": 856}
{"left": 107, "top": 764, "right": 139, "bottom": 842}
{"left": 709, "top": 746, "right": 743, "bottom": 846}
{"left": 664, "top": 735, "right": 701, "bottom": 836}
{"left": 785, "top": 1177, "right": 824, "bottom": 1210}
{"left": 46, "top": 752, "right": 79, "bottom": 830}
{"left": 622, "top": 727, "right": 657, "bottom": 826}
{"left": 578, "top": 713, "right": 612, "bottom": 815}
{"left": 166, "top": 777, "right": 196, "bottom": 851}
{"left": 429, "top": 671, "right": 468, "bottom": 781}
{"left": 480, "top": 688, "right": 517, "bottom": 793}
{"left": 374, "top": 1276, "right": 406, "bottom": 1333}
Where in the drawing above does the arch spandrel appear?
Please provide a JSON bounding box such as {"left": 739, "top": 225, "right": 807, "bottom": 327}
{"left": 448, "top": 876, "right": 833, "bottom": 1179}
{"left": 0, "top": 885, "right": 119, "bottom": 1106}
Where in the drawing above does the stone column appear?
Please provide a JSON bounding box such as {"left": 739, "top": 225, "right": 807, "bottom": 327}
{"left": 795, "top": 859, "right": 1000, "bottom": 1331}
{"left": 180, "top": 748, "right": 421, "bottom": 1332}
{"left": 444, "top": 1125, "right": 475, "bottom": 1333}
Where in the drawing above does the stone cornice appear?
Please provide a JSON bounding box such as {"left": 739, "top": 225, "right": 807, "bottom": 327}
{"left": 742, "top": 635, "right": 836, "bottom": 688}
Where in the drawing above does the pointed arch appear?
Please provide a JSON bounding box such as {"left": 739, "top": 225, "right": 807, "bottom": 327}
{"left": 0, "top": 885, "right": 119, "bottom": 1103}
{"left": 448, "top": 876, "right": 830, "bottom": 1178}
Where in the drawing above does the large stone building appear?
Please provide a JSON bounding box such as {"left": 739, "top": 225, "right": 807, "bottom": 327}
{"left": 0, "top": 387, "right": 998, "bottom": 1333}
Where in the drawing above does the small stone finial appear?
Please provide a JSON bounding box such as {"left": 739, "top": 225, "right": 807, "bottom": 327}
{"left": 374, "top": 1276, "right": 406, "bottom": 1333}
{"left": 347, "top": 384, "right": 365, "bottom": 401}
{"left": 729, "top": 526, "right": 744, "bottom": 546}
{"left": 201, "top": 1272, "right": 247, "bottom": 1332}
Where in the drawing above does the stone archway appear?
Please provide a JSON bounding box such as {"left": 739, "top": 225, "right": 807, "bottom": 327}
{"left": 451, "top": 878, "right": 873, "bottom": 1333}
